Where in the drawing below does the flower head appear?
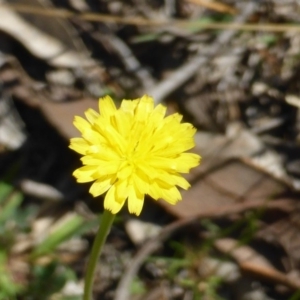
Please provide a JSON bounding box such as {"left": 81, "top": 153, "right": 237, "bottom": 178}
{"left": 70, "top": 95, "right": 201, "bottom": 216}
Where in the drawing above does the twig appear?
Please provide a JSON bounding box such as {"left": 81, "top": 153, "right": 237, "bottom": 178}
{"left": 185, "top": 0, "right": 238, "bottom": 15}
{"left": 96, "top": 34, "right": 156, "bottom": 90}
{"left": 3, "top": 3, "right": 300, "bottom": 32}
{"left": 147, "top": 2, "right": 258, "bottom": 103}
{"left": 114, "top": 198, "right": 296, "bottom": 300}
{"left": 19, "top": 179, "right": 63, "bottom": 202}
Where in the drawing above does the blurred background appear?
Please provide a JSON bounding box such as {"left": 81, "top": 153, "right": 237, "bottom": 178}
{"left": 0, "top": 0, "right": 300, "bottom": 299}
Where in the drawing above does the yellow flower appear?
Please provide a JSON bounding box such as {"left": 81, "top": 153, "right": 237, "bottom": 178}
{"left": 70, "top": 95, "right": 201, "bottom": 216}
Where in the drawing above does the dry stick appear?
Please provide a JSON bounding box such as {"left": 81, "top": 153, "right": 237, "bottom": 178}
{"left": 114, "top": 198, "right": 296, "bottom": 300}
{"left": 147, "top": 2, "right": 258, "bottom": 104}
{"left": 5, "top": 3, "right": 300, "bottom": 32}
{"left": 98, "top": 34, "right": 156, "bottom": 90}
{"left": 185, "top": 0, "right": 238, "bottom": 15}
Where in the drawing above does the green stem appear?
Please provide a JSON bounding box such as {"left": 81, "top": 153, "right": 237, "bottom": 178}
{"left": 84, "top": 209, "right": 115, "bottom": 300}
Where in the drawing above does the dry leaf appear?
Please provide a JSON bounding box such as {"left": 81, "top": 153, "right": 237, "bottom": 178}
{"left": 0, "top": 0, "right": 94, "bottom": 68}
{"left": 214, "top": 237, "right": 300, "bottom": 290}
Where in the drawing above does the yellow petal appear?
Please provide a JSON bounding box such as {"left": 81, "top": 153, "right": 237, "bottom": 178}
{"left": 104, "top": 185, "right": 126, "bottom": 214}
{"left": 148, "top": 157, "right": 177, "bottom": 171}
{"left": 73, "top": 166, "right": 97, "bottom": 182}
{"left": 82, "top": 128, "right": 105, "bottom": 145}
{"left": 89, "top": 177, "right": 114, "bottom": 197}
{"left": 160, "top": 186, "right": 182, "bottom": 204}
{"left": 137, "top": 163, "right": 157, "bottom": 180}
{"left": 132, "top": 172, "right": 149, "bottom": 195}
{"left": 111, "top": 110, "right": 132, "bottom": 138}
{"left": 150, "top": 103, "right": 166, "bottom": 123}
{"left": 85, "top": 108, "right": 99, "bottom": 124}
{"left": 94, "top": 121, "right": 127, "bottom": 151}
{"left": 148, "top": 181, "right": 162, "bottom": 200}
{"left": 170, "top": 174, "right": 190, "bottom": 190}
{"left": 127, "top": 184, "right": 144, "bottom": 216}
{"left": 115, "top": 179, "right": 128, "bottom": 200}
{"left": 156, "top": 139, "right": 195, "bottom": 156}
{"left": 99, "top": 95, "right": 116, "bottom": 118}
{"left": 69, "top": 138, "right": 90, "bottom": 155}
{"left": 118, "top": 163, "right": 133, "bottom": 179}
{"left": 89, "top": 144, "right": 120, "bottom": 160}
{"left": 135, "top": 95, "right": 154, "bottom": 121}
{"left": 73, "top": 116, "right": 91, "bottom": 133}
{"left": 94, "top": 162, "right": 121, "bottom": 176}
{"left": 120, "top": 99, "right": 139, "bottom": 114}
{"left": 81, "top": 155, "right": 103, "bottom": 165}
{"left": 175, "top": 153, "right": 201, "bottom": 173}
{"left": 162, "top": 113, "right": 183, "bottom": 127}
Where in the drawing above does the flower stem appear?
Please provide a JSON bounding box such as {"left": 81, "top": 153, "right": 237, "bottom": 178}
{"left": 84, "top": 209, "right": 115, "bottom": 300}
